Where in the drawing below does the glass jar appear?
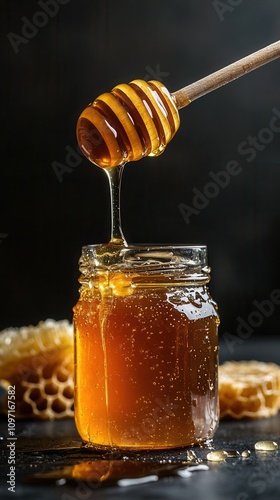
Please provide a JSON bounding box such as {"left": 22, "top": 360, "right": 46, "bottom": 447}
{"left": 73, "top": 244, "right": 219, "bottom": 450}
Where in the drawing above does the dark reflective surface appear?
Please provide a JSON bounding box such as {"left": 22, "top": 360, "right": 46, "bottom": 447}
{"left": 1, "top": 411, "right": 280, "bottom": 499}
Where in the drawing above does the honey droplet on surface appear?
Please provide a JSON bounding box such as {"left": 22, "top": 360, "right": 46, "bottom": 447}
{"left": 224, "top": 449, "right": 240, "bottom": 458}
{"left": 206, "top": 450, "right": 228, "bottom": 462}
{"left": 254, "top": 440, "right": 278, "bottom": 451}
{"left": 241, "top": 450, "right": 251, "bottom": 458}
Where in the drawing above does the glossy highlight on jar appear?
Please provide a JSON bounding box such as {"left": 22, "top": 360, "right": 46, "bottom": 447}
{"left": 73, "top": 245, "right": 219, "bottom": 450}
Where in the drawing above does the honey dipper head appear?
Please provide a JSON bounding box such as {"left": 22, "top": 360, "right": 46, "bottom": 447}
{"left": 76, "top": 79, "right": 180, "bottom": 168}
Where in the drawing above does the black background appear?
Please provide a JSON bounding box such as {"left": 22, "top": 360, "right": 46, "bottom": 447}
{"left": 1, "top": 1, "right": 280, "bottom": 352}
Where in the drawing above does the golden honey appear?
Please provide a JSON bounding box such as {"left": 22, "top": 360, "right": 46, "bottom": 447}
{"left": 206, "top": 450, "right": 228, "bottom": 462}
{"left": 74, "top": 245, "right": 219, "bottom": 450}
{"left": 76, "top": 80, "right": 180, "bottom": 168}
{"left": 255, "top": 441, "right": 278, "bottom": 451}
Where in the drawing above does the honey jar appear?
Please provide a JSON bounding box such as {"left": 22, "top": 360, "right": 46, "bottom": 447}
{"left": 73, "top": 244, "right": 219, "bottom": 450}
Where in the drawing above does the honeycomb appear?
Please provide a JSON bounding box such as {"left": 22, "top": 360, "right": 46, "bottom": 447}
{"left": 0, "top": 319, "right": 74, "bottom": 420}
{"left": 219, "top": 360, "right": 280, "bottom": 420}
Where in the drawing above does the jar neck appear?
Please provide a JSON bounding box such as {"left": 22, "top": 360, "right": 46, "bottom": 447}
{"left": 78, "top": 244, "right": 211, "bottom": 287}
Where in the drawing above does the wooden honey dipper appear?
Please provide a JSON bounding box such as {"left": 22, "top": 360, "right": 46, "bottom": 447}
{"left": 77, "top": 40, "right": 280, "bottom": 169}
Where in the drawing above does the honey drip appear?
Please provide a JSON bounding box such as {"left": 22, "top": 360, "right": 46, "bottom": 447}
{"left": 92, "top": 163, "right": 127, "bottom": 268}
{"left": 93, "top": 164, "right": 127, "bottom": 447}
{"left": 105, "top": 165, "right": 126, "bottom": 246}
{"left": 99, "top": 293, "right": 113, "bottom": 447}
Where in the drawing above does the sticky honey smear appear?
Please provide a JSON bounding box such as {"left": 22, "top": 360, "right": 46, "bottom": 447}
{"left": 219, "top": 360, "right": 280, "bottom": 420}
{"left": 0, "top": 319, "right": 74, "bottom": 420}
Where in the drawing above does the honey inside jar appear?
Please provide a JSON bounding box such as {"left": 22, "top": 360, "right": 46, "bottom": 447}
{"left": 74, "top": 245, "right": 219, "bottom": 449}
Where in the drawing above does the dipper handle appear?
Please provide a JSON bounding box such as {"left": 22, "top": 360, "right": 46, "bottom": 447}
{"left": 173, "top": 40, "right": 280, "bottom": 109}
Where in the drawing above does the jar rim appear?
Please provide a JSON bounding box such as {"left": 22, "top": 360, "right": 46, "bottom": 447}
{"left": 79, "top": 243, "right": 209, "bottom": 274}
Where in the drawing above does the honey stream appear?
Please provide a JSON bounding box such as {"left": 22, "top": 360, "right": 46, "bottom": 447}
{"left": 105, "top": 165, "right": 127, "bottom": 246}
{"left": 95, "top": 164, "right": 127, "bottom": 446}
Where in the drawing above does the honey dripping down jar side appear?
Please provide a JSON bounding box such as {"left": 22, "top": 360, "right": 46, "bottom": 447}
{"left": 76, "top": 80, "right": 180, "bottom": 168}
{"left": 73, "top": 245, "right": 220, "bottom": 450}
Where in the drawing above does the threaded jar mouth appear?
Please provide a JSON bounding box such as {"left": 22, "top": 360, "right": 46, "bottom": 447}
{"left": 79, "top": 244, "right": 210, "bottom": 284}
